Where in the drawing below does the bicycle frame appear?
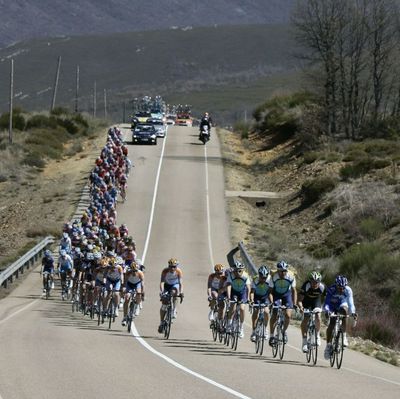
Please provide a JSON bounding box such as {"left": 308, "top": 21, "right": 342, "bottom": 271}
{"left": 252, "top": 302, "right": 268, "bottom": 356}
{"left": 271, "top": 304, "right": 287, "bottom": 360}
{"left": 329, "top": 313, "right": 347, "bottom": 369}
{"left": 303, "top": 309, "right": 319, "bottom": 365}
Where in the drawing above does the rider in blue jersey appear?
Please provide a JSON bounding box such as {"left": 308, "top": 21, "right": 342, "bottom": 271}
{"left": 323, "top": 275, "right": 357, "bottom": 359}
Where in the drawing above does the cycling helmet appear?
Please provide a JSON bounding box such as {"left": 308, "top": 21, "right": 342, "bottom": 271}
{"left": 86, "top": 252, "right": 94, "bottom": 261}
{"left": 277, "top": 260, "right": 288, "bottom": 271}
{"left": 62, "top": 232, "right": 69, "bottom": 239}
{"left": 130, "top": 262, "right": 139, "bottom": 271}
{"left": 309, "top": 271, "right": 322, "bottom": 282}
{"left": 235, "top": 260, "right": 245, "bottom": 270}
{"left": 214, "top": 264, "right": 224, "bottom": 273}
{"left": 106, "top": 250, "right": 116, "bottom": 258}
{"left": 115, "top": 256, "right": 124, "bottom": 265}
{"left": 44, "top": 250, "right": 52, "bottom": 257}
{"left": 60, "top": 250, "right": 67, "bottom": 257}
{"left": 335, "top": 275, "right": 348, "bottom": 287}
{"left": 94, "top": 252, "right": 102, "bottom": 260}
{"left": 168, "top": 258, "right": 179, "bottom": 267}
{"left": 258, "top": 265, "right": 270, "bottom": 278}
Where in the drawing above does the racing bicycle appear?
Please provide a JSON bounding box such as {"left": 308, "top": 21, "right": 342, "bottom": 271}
{"left": 270, "top": 301, "right": 287, "bottom": 360}
{"left": 251, "top": 302, "right": 269, "bottom": 356}
{"left": 159, "top": 292, "right": 183, "bottom": 339}
{"left": 303, "top": 308, "right": 320, "bottom": 365}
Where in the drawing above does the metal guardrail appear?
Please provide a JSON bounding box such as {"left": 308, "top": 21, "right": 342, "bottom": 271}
{"left": 238, "top": 241, "right": 258, "bottom": 275}
{"left": 0, "top": 236, "right": 55, "bottom": 289}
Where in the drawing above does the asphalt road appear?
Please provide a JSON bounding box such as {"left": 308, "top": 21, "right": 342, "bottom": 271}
{"left": 0, "top": 125, "right": 399, "bottom": 399}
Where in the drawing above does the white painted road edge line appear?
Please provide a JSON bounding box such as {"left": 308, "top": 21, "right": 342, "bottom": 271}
{"left": 204, "top": 145, "right": 215, "bottom": 268}
{"left": 131, "top": 323, "right": 251, "bottom": 399}
{"left": 133, "top": 130, "right": 252, "bottom": 398}
{"left": 0, "top": 298, "right": 40, "bottom": 326}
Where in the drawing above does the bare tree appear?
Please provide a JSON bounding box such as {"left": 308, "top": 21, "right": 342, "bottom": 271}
{"left": 293, "top": 0, "right": 400, "bottom": 139}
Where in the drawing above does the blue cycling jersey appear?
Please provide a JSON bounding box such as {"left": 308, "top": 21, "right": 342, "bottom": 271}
{"left": 323, "top": 284, "right": 356, "bottom": 314}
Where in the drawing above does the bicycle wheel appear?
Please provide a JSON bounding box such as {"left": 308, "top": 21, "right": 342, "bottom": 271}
{"left": 335, "top": 330, "right": 344, "bottom": 369}
{"left": 306, "top": 326, "right": 313, "bottom": 363}
{"left": 271, "top": 325, "right": 278, "bottom": 358}
{"left": 255, "top": 319, "right": 262, "bottom": 354}
{"left": 259, "top": 320, "right": 266, "bottom": 356}
{"left": 218, "top": 319, "right": 225, "bottom": 343}
{"left": 108, "top": 301, "right": 114, "bottom": 329}
{"left": 278, "top": 325, "right": 285, "bottom": 360}
{"left": 231, "top": 316, "right": 239, "bottom": 351}
{"left": 329, "top": 335, "right": 336, "bottom": 367}
{"left": 45, "top": 277, "right": 50, "bottom": 300}
{"left": 164, "top": 306, "right": 172, "bottom": 339}
{"left": 211, "top": 320, "right": 218, "bottom": 341}
{"left": 311, "top": 326, "right": 318, "bottom": 365}
{"left": 97, "top": 299, "right": 102, "bottom": 326}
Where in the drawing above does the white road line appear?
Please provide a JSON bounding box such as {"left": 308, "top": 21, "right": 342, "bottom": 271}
{"left": 133, "top": 130, "right": 252, "bottom": 398}
{"left": 0, "top": 299, "right": 39, "bottom": 326}
{"left": 141, "top": 130, "right": 168, "bottom": 262}
{"left": 131, "top": 323, "right": 251, "bottom": 399}
{"left": 204, "top": 145, "right": 215, "bottom": 268}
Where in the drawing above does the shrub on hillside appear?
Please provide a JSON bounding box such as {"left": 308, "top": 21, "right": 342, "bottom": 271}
{"left": 56, "top": 118, "right": 79, "bottom": 135}
{"left": 73, "top": 113, "right": 89, "bottom": 128}
{"left": 23, "top": 152, "right": 46, "bottom": 168}
{"left": 301, "top": 176, "right": 338, "bottom": 205}
{"left": 50, "top": 107, "right": 70, "bottom": 116}
{"left": 233, "top": 121, "right": 251, "bottom": 139}
{"left": 329, "top": 182, "right": 400, "bottom": 236}
{"left": 252, "top": 91, "right": 315, "bottom": 139}
{"left": 359, "top": 217, "right": 384, "bottom": 240}
{"left": 26, "top": 114, "right": 58, "bottom": 130}
{"left": 0, "top": 112, "right": 26, "bottom": 131}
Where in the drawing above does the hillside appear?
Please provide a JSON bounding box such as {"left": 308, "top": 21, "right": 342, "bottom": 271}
{"left": 0, "top": 0, "right": 296, "bottom": 49}
{"left": 0, "top": 24, "right": 298, "bottom": 123}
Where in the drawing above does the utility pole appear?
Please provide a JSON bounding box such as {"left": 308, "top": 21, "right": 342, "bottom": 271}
{"left": 51, "top": 55, "right": 61, "bottom": 111}
{"left": 9, "top": 59, "right": 14, "bottom": 144}
{"left": 104, "top": 89, "right": 107, "bottom": 119}
{"left": 75, "top": 65, "right": 80, "bottom": 113}
{"left": 93, "top": 81, "right": 97, "bottom": 118}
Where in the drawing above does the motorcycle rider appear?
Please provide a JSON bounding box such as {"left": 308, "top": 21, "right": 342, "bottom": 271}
{"left": 199, "top": 112, "right": 212, "bottom": 141}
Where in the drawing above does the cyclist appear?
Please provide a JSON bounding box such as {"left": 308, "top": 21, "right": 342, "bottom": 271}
{"left": 158, "top": 258, "right": 184, "bottom": 333}
{"left": 207, "top": 264, "right": 227, "bottom": 323}
{"left": 250, "top": 265, "right": 272, "bottom": 342}
{"left": 41, "top": 249, "right": 55, "bottom": 292}
{"left": 226, "top": 260, "right": 251, "bottom": 338}
{"left": 121, "top": 262, "right": 145, "bottom": 326}
{"left": 323, "top": 275, "right": 357, "bottom": 359}
{"left": 297, "top": 271, "right": 325, "bottom": 352}
{"left": 269, "top": 260, "right": 297, "bottom": 346}
{"left": 103, "top": 257, "right": 124, "bottom": 318}
{"left": 58, "top": 249, "right": 74, "bottom": 295}
{"left": 59, "top": 232, "right": 72, "bottom": 254}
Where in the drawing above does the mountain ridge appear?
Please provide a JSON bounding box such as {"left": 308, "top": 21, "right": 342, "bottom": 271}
{"left": 0, "top": 0, "right": 295, "bottom": 48}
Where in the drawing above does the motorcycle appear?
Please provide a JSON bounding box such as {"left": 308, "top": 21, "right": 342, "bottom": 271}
{"left": 199, "top": 125, "right": 210, "bottom": 145}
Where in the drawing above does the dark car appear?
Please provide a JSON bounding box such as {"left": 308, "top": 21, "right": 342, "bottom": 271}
{"left": 131, "top": 125, "right": 157, "bottom": 145}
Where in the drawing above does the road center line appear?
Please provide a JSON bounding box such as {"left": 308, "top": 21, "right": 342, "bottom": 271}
{"left": 131, "top": 129, "right": 252, "bottom": 398}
